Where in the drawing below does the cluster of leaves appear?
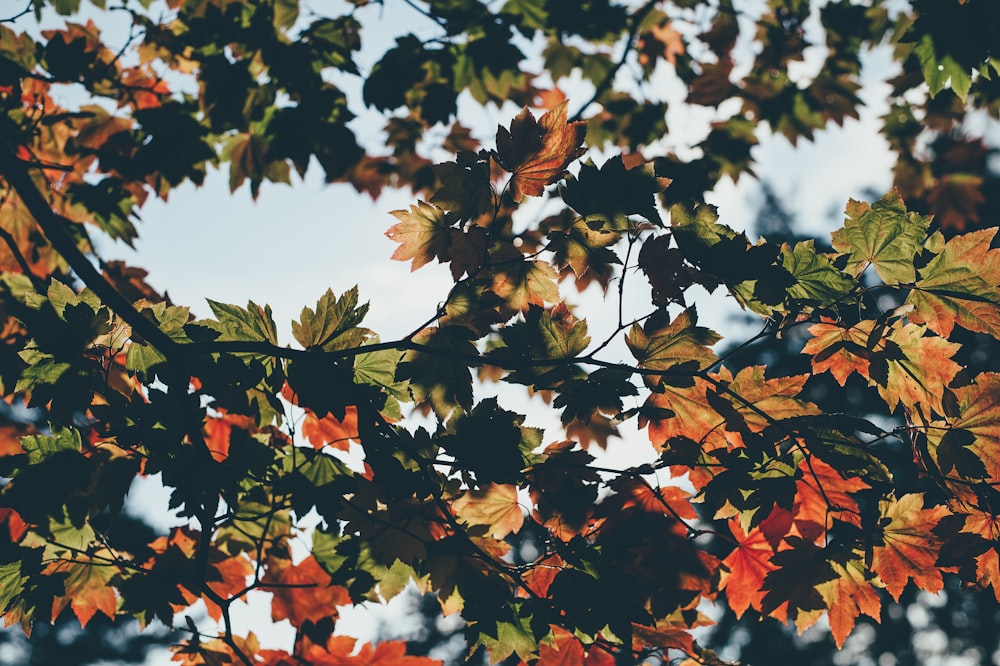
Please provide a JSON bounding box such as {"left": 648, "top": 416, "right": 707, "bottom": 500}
{"left": 0, "top": 0, "right": 998, "bottom": 665}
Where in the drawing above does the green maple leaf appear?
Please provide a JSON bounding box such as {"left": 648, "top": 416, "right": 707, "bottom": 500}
{"left": 292, "top": 286, "right": 370, "bottom": 351}
{"left": 478, "top": 608, "right": 538, "bottom": 663}
{"left": 20, "top": 427, "right": 81, "bottom": 465}
{"left": 490, "top": 303, "right": 589, "bottom": 387}
{"left": 548, "top": 216, "right": 622, "bottom": 284}
{"left": 0, "top": 562, "right": 29, "bottom": 618}
{"left": 197, "top": 300, "right": 279, "bottom": 345}
{"left": 781, "top": 240, "right": 855, "bottom": 309}
{"left": 830, "top": 191, "right": 929, "bottom": 284}
{"left": 914, "top": 34, "right": 972, "bottom": 100}
{"left": 670, "top": 203, "right": 793, "bottom": 314}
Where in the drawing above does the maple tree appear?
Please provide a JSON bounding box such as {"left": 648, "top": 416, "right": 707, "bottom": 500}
{"left": 1, "top": 1, "right": 999, "bottom": 665}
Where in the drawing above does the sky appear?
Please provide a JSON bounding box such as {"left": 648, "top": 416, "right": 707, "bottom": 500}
{"left": 18, "top": 0, "right": 906, "bottom": 660}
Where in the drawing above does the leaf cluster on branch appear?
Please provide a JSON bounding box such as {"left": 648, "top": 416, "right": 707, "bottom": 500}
{"left": 0, "top": 0, "right": 998, "bottom": 664}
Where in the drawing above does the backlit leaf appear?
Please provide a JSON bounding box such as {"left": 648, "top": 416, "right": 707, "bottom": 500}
{"left": 815, "top": 550, "right": 882, "bottom": 648}
{"left": 495, "top": 101, "right": 586, "bottom": 202}
{"left": 453, "top": 483, "right": 525, "bottom": 540}
{"left": 871, "top": 493, "right": 950, "bottom": 601}
{"left": 386, "top": 202, "right": 451, "bottom": 271}
{"left": 830, "top": 191, "right": 929, "bottom": 284}
{"left": 907, "top": 228, "right": 1000, "bottom": 338}
{"left": 292, "top": 286, "right": 370, "bottom": 351}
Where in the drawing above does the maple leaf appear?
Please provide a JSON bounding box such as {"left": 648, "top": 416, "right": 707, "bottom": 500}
{"left": 641, "top": 375, "right": 717, "bottom": 451}
{"left": 870, "top": 493, "right": 951, "bottom": 601}
{"left": 792, "top": 456, "right": 868, "bottom": 539}
{"left": 430, "top": 150, "right": 493, "bottom": 221}
{"left": 780, "top": 240, "right": 855, "bottom": 309}
{"left": 292, "top": 286, "right": 370, "bottom": 351}
{"left": 47, "top": 554, "right": 118, "bottom": 626}
{"left": 495, "top": 101, "right": 586, "bottom": 202}
{"left": 669, "top": 202, "right": 793, "bottom": 314}
{"left": 386, "top": 201, "right": 452, "bottom": 271}
{"left": 815, "top": 549, "right": 882, "bottom": 648}
{"left": 562, "top": 156, "right": 671, "bottom": 229}
{"left": 638, "top": 20, "right": 685, "bottom": 67}
{"left": 876, "top": 322, "right": 961, "bottom": 416}
{"left": 262, "top": 555, "right": 351, "bottom": 628}
{"left": 170, "top": 637, "right": 236, "bottom": 666}
{"left": 907, "top": 228, "right": 1000, "bottom": 338}
{"left": 924, "top": 372, "right": 1000, "bottom": 484}
{"left": 0, "top": 508, "right": 27, "bottom": 543}
{"left": 548, "top": 215, "right": 622, "bottom": 289}
{"left": 643, "top": 366, "right": 817, "bottom": 466}
{"left": 453, "top": 483, "right": 525, "bottom": 540}
{"left": 490, "top": 245, "right": 561, "bottom": 312}
{"left": 301, "top": 405, "right": 359, "bottom": 450}
{"left": 720, "top": 512, "right": 783, "bottom": 617}
{"left": 957, "top": 508, "right": 1000, "bottom": 601}
{"left": 802, "top": 319, "right": 876, "bottom": 386}
{"left": 759, "top": 537, "right": 836, "bottom": 632}
{"left": 397, "top": 326, "right": 477, "bottom": 420}
{"left": 926, "top": 173, "right": 985, "bottom": 231}
{"left": 292, "top": 635, "right": 441, "bottom": 665}
{"left": 534, "top": 625, "right": 616, "bottom": 666}
{"left": 830, "top": 190, "right": 929, "bottom": 284}
{"left": 630, "top": 609, "right": 715, "bottom": 660}
{"left": 636, "top": 234, "right": 699, "bottom": 306}
{"left": 203, "top": 416, "right": 233, "bottom": 463}
{"left": 626, "top": 308, "right": 720, "bottom": 386}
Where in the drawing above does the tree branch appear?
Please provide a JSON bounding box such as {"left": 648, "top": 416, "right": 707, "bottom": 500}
{"left": 570, "top": 0, "right": 661, "bottom": 123}
{"left": 0, "top": 151, "right": 181, "bottom": 354}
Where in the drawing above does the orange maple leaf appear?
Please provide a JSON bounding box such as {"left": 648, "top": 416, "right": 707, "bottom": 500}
{"left": 870, "top": 493, "right": 951, "bottom": 600}
{"left": 453, "top": 483, "right": 525, "bottom": 540}
{"left": 489, "top": 250, "right": 561, "bottom": 312}
{"left": 957, "top": 507, "right": 1000, "bottom": 600}
{"left": 803, "top": 319, "right": 876, "bottom": 386}
{"left": 495, "top": 101, "right": 586, "bottom": 202}
{"left": 816, "top": 551, "right": 882, "bottom": 648}
{"left": 532, "top": 626, "right": 615, "bottom": 666}
{"left": 612, "top": 478, "right": 698, "bottom": 519}
{"left": 0, "top": 508, "right": 27, "bottom": 543}
{"left": 263, "top": 555, "right": 351, "bottom": 628}
{"left": 291, "top": 635, "right": 441, "bottom": 665}
{"left": 907, "top": 228, "right": 1000, "bottom": 337}
{"left": 720, "top": 511, "right": 785, "bottom": 617}
{"left": 878, "top": 323, "right": 961, "bottom": 416}
{"left": 643, "top": 366, "right": 818, "bottom": 457}
{"left": 47, "top": 554, "right": 118, "bottom": 626}
{"left": 302, "top": 405, "right": 359, "bottom": 450}
{"left": 793, "top": 457, "right": 868, "bottom": 539}
{"left": 170, "top": 637, "right": 236, "bottom": 666}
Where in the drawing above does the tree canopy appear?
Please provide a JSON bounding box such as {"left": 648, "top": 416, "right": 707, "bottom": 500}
{"left": 0, "top": 0, "right": 999, "bottom": 664}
